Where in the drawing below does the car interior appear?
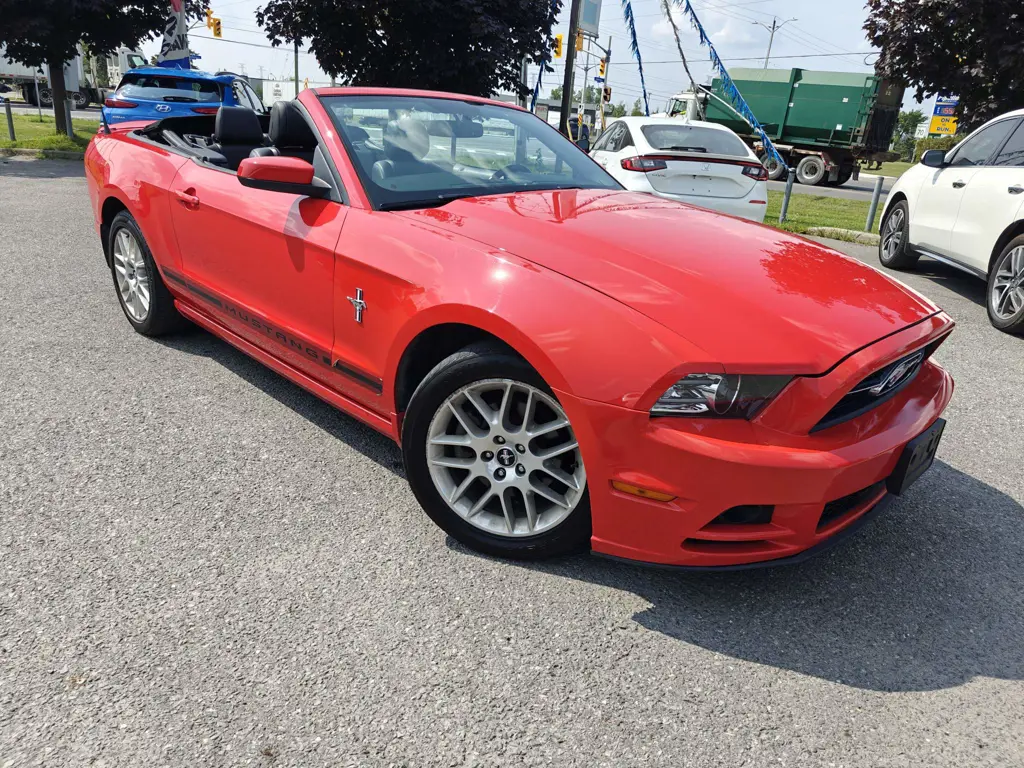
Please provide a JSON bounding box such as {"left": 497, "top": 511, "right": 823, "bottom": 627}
{"left": 139, "top": 101, "right": 321, "bottom": 174}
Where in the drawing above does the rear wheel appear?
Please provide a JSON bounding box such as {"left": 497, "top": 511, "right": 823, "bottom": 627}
{"left": 37, "top": 88, "right": 53, "bottom": 107}
{"left": 71, "top": 91, "right": 89, "bottom": 109}
{"left": 758, "top": 152, "right": 786, "bottom": 181}
{"left": 796, "top": 155, "right": 826, "bottom": 185}
{"left": 107, "top": 211, "right": 186, "bottom": 336}
{"left": 987, "top": 236, "right": 1024, "bottom": 334}
{"left": 878, "top": 200, "right": 919, "bottom": 270}
{"left": 402, "top": 343, "right": 591, "bottom": 559}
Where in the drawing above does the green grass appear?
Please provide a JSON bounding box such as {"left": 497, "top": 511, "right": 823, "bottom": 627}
{"left": 765, "top": 190, "right": 879, "bottom": 236}
{"left": 0, "top": 113, "right": 94, "bottom": 153}
{"left": 861, "top": 160, "right": 914, "bottom": 179}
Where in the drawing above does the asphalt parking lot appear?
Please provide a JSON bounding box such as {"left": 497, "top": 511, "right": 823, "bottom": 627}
{"left": 1, "top": 157, "right": 1022, "bottom": 767}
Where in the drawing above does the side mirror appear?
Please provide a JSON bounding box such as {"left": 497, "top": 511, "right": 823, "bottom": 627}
{"left": 920, "top": 149, "right": 948, "bottom": 168}
{"left": 237, "top": 156, "right": 330, "bottom": 198}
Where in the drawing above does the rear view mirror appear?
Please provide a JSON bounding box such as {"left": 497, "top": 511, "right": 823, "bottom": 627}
{"left": 920, "top": 149, "right": 948, "bottom": 168}
{"left": 424, "top": 119, "right": 484, "bottom": 138}
{"left": 237, "top": 156, "right": 330, "bottom": 198}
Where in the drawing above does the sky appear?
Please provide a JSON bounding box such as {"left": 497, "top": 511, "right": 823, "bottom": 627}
{"left": 137, "top": 0, "right": 935, "bottom": 115}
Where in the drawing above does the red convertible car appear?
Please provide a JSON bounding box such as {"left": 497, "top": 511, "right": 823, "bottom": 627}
{"left": 85, "top": 88, "right": 954, "bottom": 569}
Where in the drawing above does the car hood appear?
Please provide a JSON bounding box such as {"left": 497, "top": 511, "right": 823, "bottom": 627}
{"left": 400, "top": 189, "right": 939, "bottom": 372}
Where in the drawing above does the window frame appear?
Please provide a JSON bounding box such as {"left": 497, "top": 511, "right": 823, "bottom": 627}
{"left": 992, "top": 118, "right": 1024, "bottom": 167}
{"left": 946, "top": 118, "right": 1021, "bottom": 168}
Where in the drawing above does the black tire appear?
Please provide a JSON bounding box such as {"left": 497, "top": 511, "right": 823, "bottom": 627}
{"left": 758, "top": 152, "right": 786, "bottom": 181}
{"left": 38, "top": 88, "right": 53, "bottom": 107}
{"left": 796, "top": 155, "right": 826, "bottom": 185}
{"left": 402, "top": 342, "right": 592, "bottom": 559}
{"left": 877, "top": 200, "right": 919, "bottom": 270}
{"left": 107, "top": 211, "right": 186, "bottom": 336}
{"left": 986, "top": 234, "right": 1024, "bottom": 334}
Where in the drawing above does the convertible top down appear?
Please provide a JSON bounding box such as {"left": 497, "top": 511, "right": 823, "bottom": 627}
{"left": 85, "top": 87, "right": 954, "bottom": 569}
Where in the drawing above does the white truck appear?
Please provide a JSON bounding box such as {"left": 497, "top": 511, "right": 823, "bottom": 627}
{"left": 0, "top": 46, "right": 146, "bottom": 109}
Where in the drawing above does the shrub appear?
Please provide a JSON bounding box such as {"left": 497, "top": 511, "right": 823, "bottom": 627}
{"left": 914, "top": 135, "right": 958, "bottom": 162}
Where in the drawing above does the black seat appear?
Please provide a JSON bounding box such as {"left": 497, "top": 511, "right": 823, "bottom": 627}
{"left": 372, "top": 117, "right": 435, "bottom": 184}
{"left": 265, "top": 100, "right": 317, "bottom": 162}
{"left": 209, "top": 106, "right": 265, "bottom": 170}
{"left": 248, "top": 146, "right": 280, "bottom": 159}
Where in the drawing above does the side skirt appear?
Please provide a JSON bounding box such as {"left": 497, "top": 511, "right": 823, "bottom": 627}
{"left": 176, "top": 300, "right": 398, "bottom": 441}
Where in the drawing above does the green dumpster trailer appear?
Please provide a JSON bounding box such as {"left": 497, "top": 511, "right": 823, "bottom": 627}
{"left": 700, "top": 68, "right": 904, "bottom": 187}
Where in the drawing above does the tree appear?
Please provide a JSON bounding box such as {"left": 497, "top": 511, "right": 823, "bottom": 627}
{"left": 630, "top": 98, "right": 643, "bottom": 117}
{"left": 0, "top": 0, "right": 195, "bottom": 134}
{"left": 257, "top": 0, "right": 561, "bottom": 98}
{"left": 865, "top": 0, "right": 1024, "bottom": 129}
{"left": 550, "top": 85, "right": 600, "bottom": 104}
{"left": 891, "top": 109, "right": 925, "bottom": 161}
{"left": 609, "top": 102, "right": 627, "bottom": 118}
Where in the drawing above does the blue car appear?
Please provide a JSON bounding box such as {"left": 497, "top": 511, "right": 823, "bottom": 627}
{"left": 102, "top": 67, "right": 267, "bottom": 124}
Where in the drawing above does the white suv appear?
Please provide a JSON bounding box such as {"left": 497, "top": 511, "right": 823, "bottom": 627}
{"left": 879, "top": 108, "right": 1024, "bottom": 333}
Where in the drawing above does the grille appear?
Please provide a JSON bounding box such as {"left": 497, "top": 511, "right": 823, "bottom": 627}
{"left": 818, "top": 481, "right": 886, "bottom": 530}
{"left": 812, "top": 339, "right": 943, "bottom": 433}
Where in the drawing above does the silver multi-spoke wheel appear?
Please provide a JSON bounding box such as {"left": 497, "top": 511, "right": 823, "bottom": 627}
{"left": 881, "top": 206, "right": 905, "bottom": 261}
{"left": 426, "top": 379, "right": 586, "bottom": 538}
{"left": 991, "top": 245, "right": 1024, "bottom": 320}
{"left": 112, "top": 228, "right": 151, "bottom": 322}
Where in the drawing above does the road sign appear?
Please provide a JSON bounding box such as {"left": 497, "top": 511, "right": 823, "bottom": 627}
{"left": 593, "top": 77, "right": 604, "bottom": 83}
{"left": 579, "top": 0, "right": 602, "bottom": 37}
{"left": 930, "top": 96, "right": 958, "bottom": 136}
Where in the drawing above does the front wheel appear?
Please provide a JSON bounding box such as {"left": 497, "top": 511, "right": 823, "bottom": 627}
{"left": 402, "top": 343, "right": 591, "bottom": 559}
{"left": 987, "top": 236, "right": 1024, "bottom": 334}
{"left": 878, "top": 200, "right": 919, "bottom": 270}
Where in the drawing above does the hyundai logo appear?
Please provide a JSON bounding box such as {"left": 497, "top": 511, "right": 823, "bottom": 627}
{"left": 870, "top": 352, "right": 923, "bottom": 396}
{"left": 155, "top": 104, "right": 171, "bottom": 113}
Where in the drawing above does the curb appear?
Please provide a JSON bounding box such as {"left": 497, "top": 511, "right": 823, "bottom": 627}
{"left": 0, "top": 147, "right": 85, "bottom": 160}
{"left": 806, "top": 227, "right": 880, "bottom": 246}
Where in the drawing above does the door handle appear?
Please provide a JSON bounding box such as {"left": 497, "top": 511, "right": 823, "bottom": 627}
{"left": 173, "top": 188, "right": 200, "bottom": 209}
{"left": 1009, "top": 185, "right": 1024, "bottom": 195}
{"left": 952, "top": 180, "right": 966, "bottom": 189}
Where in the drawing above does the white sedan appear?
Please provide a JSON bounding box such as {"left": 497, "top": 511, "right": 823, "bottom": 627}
{"left": 590, "top": 116, "right": 768, "bottom": 222}
{"left": 879, "top": 108, "right": 1024, "bottom": 333}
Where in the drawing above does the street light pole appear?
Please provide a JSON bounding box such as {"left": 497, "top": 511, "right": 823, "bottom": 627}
{"left": 558, "top": 0, "right": 583, "bottom": 136}
{"left": 754, "top": 17, "right": 796, "bottom": 69}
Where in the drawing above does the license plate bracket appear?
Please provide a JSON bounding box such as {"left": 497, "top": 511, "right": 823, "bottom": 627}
{"left": 887, "top": 418, "right": 945, "bottom": 496}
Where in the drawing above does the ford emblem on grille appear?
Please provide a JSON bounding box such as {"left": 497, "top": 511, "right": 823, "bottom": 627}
{"left": 870, "top": 351, "right": 924, "bottom": 396}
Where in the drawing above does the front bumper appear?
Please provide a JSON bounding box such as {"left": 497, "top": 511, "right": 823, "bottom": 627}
{"left": 558, "top": 318, "right": 954, "bottom": 568}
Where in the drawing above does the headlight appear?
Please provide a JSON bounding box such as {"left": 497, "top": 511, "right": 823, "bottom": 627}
{"left": 651, "top": 374, "right": 791, "bottom": 419}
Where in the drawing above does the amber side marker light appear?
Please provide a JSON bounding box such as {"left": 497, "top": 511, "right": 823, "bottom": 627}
{"left": 611, "top": 481, "right": 676, "bottom": 503}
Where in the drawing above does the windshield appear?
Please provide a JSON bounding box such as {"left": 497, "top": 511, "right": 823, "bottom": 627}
{"left": 126, "top": 54, "right": 147, "bottom": 69}
{"left": 641, "top": 124, "right": 748, "bottom": 156}
{"left": 322, "top": 94, "right": 621, "bottom": 210}
{"left": 117, "top": 74, "right": 222, "bottom": 103}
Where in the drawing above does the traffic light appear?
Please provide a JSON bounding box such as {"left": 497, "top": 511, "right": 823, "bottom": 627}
{"left": 553, "top": 34, "right": 563, "bottom": 59}
{"left": 205, "top": 8, "right": 213, "bottom": 28}
{"left": 603, "top": 86, "right": 611, "bottom": 103}
{"left": 211, "top": 17, "right": 222, "bottom": 37}
{"left": 575, "top": 31, "right": 584, "bottom": 52}
{"left": 599, "top": 59, "right": 606, "bottom": 77}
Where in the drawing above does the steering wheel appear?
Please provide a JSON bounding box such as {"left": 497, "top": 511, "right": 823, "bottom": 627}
{"left": 491, "top": 163, "right": 532, "bottom": 182}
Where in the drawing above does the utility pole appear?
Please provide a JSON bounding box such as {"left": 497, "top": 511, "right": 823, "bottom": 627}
{"left": 558, "top": 0, "right": 583, "bottom": 136}
{"left": 293, "top": 40, "right": 299, "bottom": 92}
{"left": 519, "top": 56, "right": 529, "bottom": 109}
{"left": 753, "top": 17, "right": 796, "bottom": 69}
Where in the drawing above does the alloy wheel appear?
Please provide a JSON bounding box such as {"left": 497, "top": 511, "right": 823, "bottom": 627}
{"left": 991, "top": 245, "right": 1024, "bottom": 320}
{"left": 881, "top": 207, "right": 905, "bottom": 261}
{"left": 425, "top": 379, "right": 586, "bottom": 538}
{"left": 112, "top": 228, "right": 152, "bottom": 322}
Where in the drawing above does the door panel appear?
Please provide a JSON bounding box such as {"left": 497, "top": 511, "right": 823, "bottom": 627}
{"left": 168, "top": 160, "right": 351, "bottom": 389}
{"left": 949, "top": 169, "right": 1024, "bottom": 272}
{"left": 910, "top": 167, "right": 976, "bottom": 254}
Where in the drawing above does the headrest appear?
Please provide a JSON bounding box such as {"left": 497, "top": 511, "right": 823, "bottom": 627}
{"left": 269, "top": 100, "right": 317, "bottom": 149}
{"left": 345, "top": 125, "right": 370, "bottom": 143}
{"left": 383, "top": 117, "right": 430, "bottom": 162}
{"left": 214, "top": 106, "right": 264, "bottom": 145}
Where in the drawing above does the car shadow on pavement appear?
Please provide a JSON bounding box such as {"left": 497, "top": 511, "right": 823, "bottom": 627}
{"left": 0, "top": 157, "right": 86, "bottom": 179}
{"left": 449, "top": 460, "right": 1024, "bottom": 693}
{"left": 910, "top": 257, "right": 989, "bottom": 308}
{"left": 155, "top": 331, "right": 407, "bottom": 476}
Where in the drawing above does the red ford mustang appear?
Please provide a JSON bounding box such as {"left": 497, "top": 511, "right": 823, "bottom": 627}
{"left": 85, "top": 88, "right": 954, "bottom": 569}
